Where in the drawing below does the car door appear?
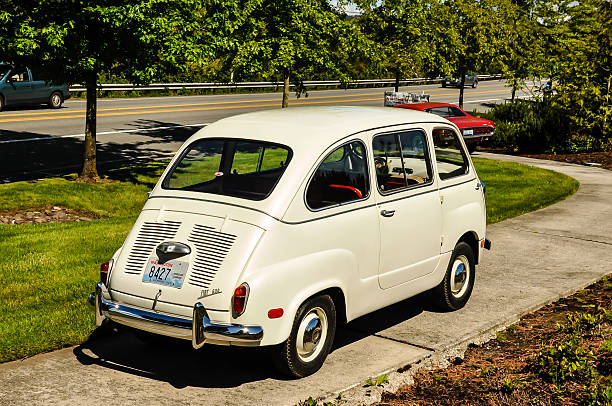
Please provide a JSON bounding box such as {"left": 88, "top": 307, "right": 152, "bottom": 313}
{"left": 432, "top": 127, "right": 482, "bottom": 254}
{"left": 373, "top": 129, "right": 442, "bottom": 289}
{"left": 3, "top": 68, "right": 33, "bottom": 104}
{"left": 29, "top": 69, "right": 50, "bottom": 102}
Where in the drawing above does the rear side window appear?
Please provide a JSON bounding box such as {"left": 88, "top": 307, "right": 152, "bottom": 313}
{"left": 432, "top": 128, "right": 469, "bottom": 180}
{"left": 31, "top": 71, "right": 51, "bottom": 82}
{"left": 306, "top": 141, "right": 369, "bottom": 210}
{"left": 164, "top": 138, "right": 291, "bottom": 200}
{"left": 448, "top": 106, "right": 466, "bottom": 117}
{"left": 427, "top": 107, "right": 451, "bottom": 117}
{"left": 373, "top": 130, "right": 432, "bottom": 193}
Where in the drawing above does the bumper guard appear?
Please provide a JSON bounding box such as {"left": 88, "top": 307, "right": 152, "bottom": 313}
{"left": 89, "top": 282, "right": 263, "bottom": 348}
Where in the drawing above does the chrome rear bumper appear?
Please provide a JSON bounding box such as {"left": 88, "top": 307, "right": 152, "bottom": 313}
{"left": 89, "top": 282, "right": 263, "bottom": 348}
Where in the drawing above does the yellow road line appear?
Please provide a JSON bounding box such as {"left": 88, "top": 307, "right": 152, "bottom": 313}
{"left": 0, "top": 97, "right": 383, "bottom": 123}
{"left": 0, "top": 87, "right": 511, "bottom": 123}
{"left": 0, "top": 92, "right": 382, "bottom": 118}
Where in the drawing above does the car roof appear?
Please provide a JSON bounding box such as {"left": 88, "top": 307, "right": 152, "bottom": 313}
{"left": 161, "top": 106, "right": 456, "bottom": 220}
{"left": 194, "top": 106, "right": 447, "bottom": 150}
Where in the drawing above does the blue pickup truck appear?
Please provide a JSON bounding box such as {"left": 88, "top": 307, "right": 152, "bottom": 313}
{"left": 0, "top": 64, "right": 70, "bottom": 111}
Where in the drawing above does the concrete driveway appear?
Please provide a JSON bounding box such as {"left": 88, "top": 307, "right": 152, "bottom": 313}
{"left": 0, "top": 153, "right": 610, "bottom": 406}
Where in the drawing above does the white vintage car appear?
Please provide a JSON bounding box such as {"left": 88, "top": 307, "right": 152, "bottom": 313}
{"left": 90, "top": 106, "right": 491, "bottom": 377}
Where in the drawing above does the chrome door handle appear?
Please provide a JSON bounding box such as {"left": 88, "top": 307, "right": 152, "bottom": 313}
{"left": 380, "top": 209, "right": 395, "bottom": 217}
{"left": 475, "top": 181, "right": 481, "bottom": 190}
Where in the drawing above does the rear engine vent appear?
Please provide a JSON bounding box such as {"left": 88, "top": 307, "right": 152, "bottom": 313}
{"left": 187, "top": 224, "right": 237, "bottom": 288}
{"left": 124, "top": 221, "right": 181, "bottom": 275}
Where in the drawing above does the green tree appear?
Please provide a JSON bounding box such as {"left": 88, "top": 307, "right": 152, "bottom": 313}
{"left": 497, "top": 1, "right": 542, "bottom": 101}
{"left": 218, "top": 0, "right": 380, "bottom": 107}
{"left": 5, "top": 0, "right": 207, "bottom": 180}
{"left": 535, "top": 0, "right": 611, "bottom": 147}
{"left": 355, "top": 0, "right": 430, "bottom": 92}
{"left": 424, "top": 0, "right": 507, "bottom": 107}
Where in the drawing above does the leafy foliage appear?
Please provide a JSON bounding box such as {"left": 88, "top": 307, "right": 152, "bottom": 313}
{"left": 364, "top": 373, "right": 389, "bottom": 387}
{"left": 214, "top": 0, "right": 380, "bottom": 106}
{"left": 534, "top": 0, "right": 611, "bottom": 150}
{"left": 354, "top": 0, "right": 429, "bottom": 88}
{"left": 481, "top": 100, "right": 571, "bottom": 153}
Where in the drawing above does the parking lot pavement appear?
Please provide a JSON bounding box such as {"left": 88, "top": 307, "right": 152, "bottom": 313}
{"left": 0, "top": 153, "right": 610, "bottom": 406}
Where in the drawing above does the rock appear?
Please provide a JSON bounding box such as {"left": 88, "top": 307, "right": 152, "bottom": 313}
{"left": 25, "top": 212, "right": 35, "bottom": 219}
{"left": 34, "top": 218, "right": 45, "bottom": 224}
{"left": 55, "top": 212, "right": 67, "bottom": 219}
{"left": 78, "top": 217, "right": 92, "bottom": 221}
{"left": 53, "top": 206, "right": 61, "bottom": 210}
{"left": 45, "top": 210, "right": 52, "bottom": 216}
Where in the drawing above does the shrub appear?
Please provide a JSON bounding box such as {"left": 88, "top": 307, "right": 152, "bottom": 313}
{"left": 481, "top": 99, "right": 571, "bottom": 153}
{"left": 530, "top": 338, "right": 595, "bottom": 384}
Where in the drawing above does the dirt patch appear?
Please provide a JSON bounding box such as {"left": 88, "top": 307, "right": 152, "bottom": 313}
{"left": 375, "top": 277, "right": 612, "bottom": 406}
{"left": 0, "top": 206, "right": 99, "bottom": 225}
{"left": 521, "top": 152, "right": 612, "bottom": 171}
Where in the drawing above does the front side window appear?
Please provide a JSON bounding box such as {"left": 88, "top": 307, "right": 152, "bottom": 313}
{"left": 164, "top": 138, "right": 291, "bottom": 200}
{"left": 373, "top": 130, "right": 432, "bottom": 193}
{"left": 432, "top": 128, "right": 469, "bottom": 180}
{"left": 306, "top": 141, "right": 369, "bottom": 210}
{"left": 0, "top": 66, "right": 10, "bottom": 81}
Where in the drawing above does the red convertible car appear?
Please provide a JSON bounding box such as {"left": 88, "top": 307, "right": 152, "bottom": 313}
{"left": 395, "top": 102, "right": 495, "bottom": 152}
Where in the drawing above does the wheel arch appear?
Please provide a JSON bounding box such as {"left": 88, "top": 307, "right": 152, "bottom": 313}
{"left": 457, "top": 231, "right": 480, "bottom": 264}
{"left": 304, "top": 286, "right": 347, "bottom": 326}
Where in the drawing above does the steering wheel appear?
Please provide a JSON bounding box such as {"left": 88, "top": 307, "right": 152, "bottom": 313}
{"left": 374, "top": 156, "right": 389, "bottom": 177}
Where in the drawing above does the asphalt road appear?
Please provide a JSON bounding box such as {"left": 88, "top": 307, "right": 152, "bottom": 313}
{"left": 0, "top": 80, "right": 525, "bottom": 182}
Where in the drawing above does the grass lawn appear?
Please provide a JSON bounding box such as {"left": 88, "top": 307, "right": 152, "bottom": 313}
{"left": 0, "top": 158, "right": 579, "bottom": 363}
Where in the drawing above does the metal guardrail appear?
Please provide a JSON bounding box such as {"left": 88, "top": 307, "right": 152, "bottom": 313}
{"left": 69, "top": 75, "right": 502, "bottom": 92}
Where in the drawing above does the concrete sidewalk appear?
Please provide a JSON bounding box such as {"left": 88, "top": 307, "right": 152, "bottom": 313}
{"left": 0, "top": 153, "right": 610, "bottom": 406}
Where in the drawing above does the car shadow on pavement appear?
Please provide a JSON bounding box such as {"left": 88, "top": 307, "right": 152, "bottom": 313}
{"left": 74, "top": 324, "right": 281, "bottom": 388}
{"left": 73, "top": 292, "right": 440, "bottom": 389}
{"left": 0, "top": 120, "right": 201, "bottom": 183}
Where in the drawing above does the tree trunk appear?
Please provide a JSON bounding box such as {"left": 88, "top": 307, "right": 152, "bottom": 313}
{"left": 282, "top": 72, "right": 290, "bottom": 108}
{"left": 394, "top": 69, "right": 400, "bottom": 92}
{"left": 458, "top": 71, "right": 466, "bottom": 108}
{"left": 80, "top": 73, "right": 99, "bottom": 180}
{"left": 511, "top": 78, "right": 517, "bottom": 101}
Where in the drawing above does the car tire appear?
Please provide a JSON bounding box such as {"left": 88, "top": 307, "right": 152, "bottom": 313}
{"left": 48, "top": 91, "right": 63, "bottom": 109}
{"left": 272, "top": 294, "right": 336, "bottom": 378}
{"left": 0, "top": 94, "right": 4, "bottom": 112}
{"left": 441, "top": 83, "right": 446, "bottom": 88}
{"left": 467, "top": 144, "right": 477, "bottom": 154}
{"left": 432, "top": 242, "right": 475, "bottom": 311}
{"left": 472, "top": 81, "right": 478, "bottom": 88}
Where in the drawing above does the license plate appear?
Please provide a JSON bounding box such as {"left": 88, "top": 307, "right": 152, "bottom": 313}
{"left": 463, "top": 129, "right": 474, "bottom": 136}
{"left": 142, "top": 257, "right": 188, "bottom": 289}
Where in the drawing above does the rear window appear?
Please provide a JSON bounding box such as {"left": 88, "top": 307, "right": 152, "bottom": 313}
{"left": 163, "top": 138, "right": 292, "bottom": 200}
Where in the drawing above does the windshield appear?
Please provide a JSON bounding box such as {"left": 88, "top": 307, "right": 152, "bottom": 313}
{"left": 0, "top": 66, "right": 10, "bottom": 81}
{"left": 163, "top": 138, "right": 292, "bottom": 201}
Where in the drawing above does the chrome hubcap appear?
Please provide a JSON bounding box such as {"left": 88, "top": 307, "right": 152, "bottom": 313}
{"left": 450, "top": 255, "right": 470, "bottom": 297}
{"left": 52, "top": 95, "right": 61, "bottom": 106}
{"left": 296, "top": 307, "right": 328, "bottom": 363}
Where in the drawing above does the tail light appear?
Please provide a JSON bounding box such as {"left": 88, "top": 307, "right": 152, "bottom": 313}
{"left": 232, "top": 283, "right": 249, "bottom": 318}
{"left": 100, "top": 259, "right": 114, "bottom": 286}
